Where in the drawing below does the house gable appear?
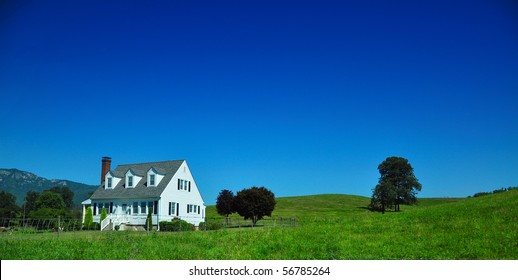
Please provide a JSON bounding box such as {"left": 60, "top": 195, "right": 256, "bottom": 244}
{"left": 147, "top": 167, "right": 164, "bottom": 187}
{"left": 104, "top": 171, "right": 121, "bottom": 189}
{"left": 125, "top": 169, "right": 142, "bottom": 189}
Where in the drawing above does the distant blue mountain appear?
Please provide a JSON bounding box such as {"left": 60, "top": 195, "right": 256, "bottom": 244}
{"left": 0, "top": 168, "right": 97, "bottom": 207}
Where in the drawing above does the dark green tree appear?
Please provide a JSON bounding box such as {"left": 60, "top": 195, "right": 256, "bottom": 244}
{"left": 48, "top": 186, "right": 74, "bottom": 209}
{"left": 234, "top": 186, "right": 276, "bottom": 226}
{"left": 374, "top": 156, "right": 422, "bottom": 212}
{"left": 370, "top": 181, "right": 396, "bottom": 214}
{"left": 216, "top": 189, "right": 235, "bottom": 225}
{"left": 0, "top": 191, "right": 20, "bottom": 219}
{"left": 24, "top": 190, "right": 40, "bottom": 212}
{"left": 35, "top": 191, "right": 65, "bottom": 210}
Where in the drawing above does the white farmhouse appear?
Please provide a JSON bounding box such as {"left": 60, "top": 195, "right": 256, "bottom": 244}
{"left": 84, "top": 157, "right": 206, "bottom": 230}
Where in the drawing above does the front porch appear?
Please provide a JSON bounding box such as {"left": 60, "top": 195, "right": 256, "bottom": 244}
{"left": 95, "top": 214, "right": 160, "bottom": 231}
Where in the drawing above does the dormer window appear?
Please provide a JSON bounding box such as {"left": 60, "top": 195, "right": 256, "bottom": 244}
{"left": 107, "top": 178, "right": 112, "bottom": 189}
{"left": 146, "top": 168, "right": 162, "bottom": 187}
{"left": 128, "top": 176, "right": 133, "bottom": 187}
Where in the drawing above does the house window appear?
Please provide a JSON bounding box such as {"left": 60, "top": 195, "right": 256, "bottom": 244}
{"left": 169, "top": 202, "right": 176, "bottom": 216}
{"left": 178, "top": 179, "right": 190, "bottom": 191}
{"left": 198, "top": 205, "right": 200, "bottom": 214}
{"left": 132, "top": 202, "right": 138, "bottom": 215}
{"left": 188, "top": 204, "right": 196, "bottom": 214}
{"left": 149, "top": 174, "right": 155, "bottom": 186}
{"left": 128, "top": 176, "right": 133, "bottom": 187}
{"left": 141, "top": 202, "right": 147, "bottom": 214}
{"left": 107, "top": 178, "right": 112, "bottom": 188}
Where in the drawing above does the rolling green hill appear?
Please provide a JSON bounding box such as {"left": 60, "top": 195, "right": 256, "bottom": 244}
{"left": 1, "top": 190, "right": 516, "bottom": 259}
{"left": 206, "top": 193, "right": 463, "bottom": 220}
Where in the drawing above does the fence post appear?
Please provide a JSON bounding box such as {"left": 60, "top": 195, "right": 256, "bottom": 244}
{"left": 57, "top": 216, "right": 60, "bottom": 239}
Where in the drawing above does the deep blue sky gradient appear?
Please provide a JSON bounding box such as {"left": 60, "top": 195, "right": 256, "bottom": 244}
{"left": 1, "top": 0, "right": 517, "bottom": 204}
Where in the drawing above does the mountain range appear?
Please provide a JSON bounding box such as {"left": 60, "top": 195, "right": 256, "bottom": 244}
{"left": 0, "top": 168, "right": 98, "bottom": 207}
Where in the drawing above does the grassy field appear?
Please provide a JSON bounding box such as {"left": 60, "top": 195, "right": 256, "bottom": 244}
{"left": 1, "top": 190, "right": 516, "bottom": 259}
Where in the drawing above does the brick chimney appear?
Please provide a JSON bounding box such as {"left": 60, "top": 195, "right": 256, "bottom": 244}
{"left": 101, "top": 157, "right": 112, "bottom": 185}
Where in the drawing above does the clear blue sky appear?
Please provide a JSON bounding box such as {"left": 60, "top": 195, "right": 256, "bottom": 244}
{"left": 1, "top": 0, "right": 517, "bottom": 204}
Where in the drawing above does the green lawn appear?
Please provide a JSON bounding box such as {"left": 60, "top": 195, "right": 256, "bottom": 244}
{"left": 1, "top": 190, "right": 517, "bottom": 259}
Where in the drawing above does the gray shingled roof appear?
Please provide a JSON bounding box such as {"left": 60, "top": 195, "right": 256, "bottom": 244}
{"left": 90, "top": 160, "right": 184, "bottom": 200}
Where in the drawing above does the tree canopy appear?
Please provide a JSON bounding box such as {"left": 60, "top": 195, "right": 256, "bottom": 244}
{"left": 35, "top": 191, "right": 66, "bottom": 210}
{"left": 233, "top": 186, "right": 276, "bottom": 226}
{"left": 216, "top": 189, "right": 235, "bottom": 217}
{"left": 0, "top": 191, "right": 19, "bottom": 219}
{"left": 48, "top": 186, "right": 74, "bottom": 209}
{"left": 370, "top": 156, "right": 422, "bottom": 213}
{"left": 24, "top": 190, "right": 40, "bottom": 212}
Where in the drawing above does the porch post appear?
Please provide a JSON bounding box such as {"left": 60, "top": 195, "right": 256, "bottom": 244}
{"left": 82, "top": 204, "right": 85, "bottom": 223}
{"left": 157, "top": 198, "right": 160, "bottom": 231}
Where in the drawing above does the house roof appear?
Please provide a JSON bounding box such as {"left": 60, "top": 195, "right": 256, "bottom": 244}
{"left": 89, "top": 160, "right": 184, "bottom": 200}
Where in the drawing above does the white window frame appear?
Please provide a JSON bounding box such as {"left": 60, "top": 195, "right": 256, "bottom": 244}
{"left": 169, "top": 202, "right": 176, "bottom": 216}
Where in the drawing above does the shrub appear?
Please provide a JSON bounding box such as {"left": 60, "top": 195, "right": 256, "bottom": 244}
{"left": 159, "top": 218, "right": 194, "bottom": 232}
{"left": 100, "top": 208, "right": 108, "bottom": 222}
{"left": 83, "top": 206, "right": 93, "bottom": 228}
{"left": 199, "top": 220, "right": 224, "bottom": 231}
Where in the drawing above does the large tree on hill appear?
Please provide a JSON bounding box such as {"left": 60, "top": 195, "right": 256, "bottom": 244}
{"left": 371, "top": 156, "right": 422, "bottom": 212}
{"left": 216, "top": 189, "right": 235, "bottom": 225}
{"left": 234, "top": 186, "right": 276, "bottom": 226}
